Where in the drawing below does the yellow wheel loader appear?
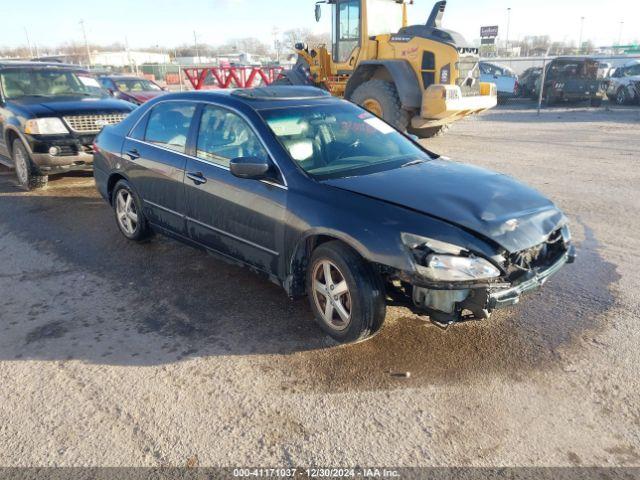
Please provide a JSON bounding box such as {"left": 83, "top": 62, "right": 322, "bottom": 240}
{"left": 277, "top": 0, "right": 497, "bottom": 138}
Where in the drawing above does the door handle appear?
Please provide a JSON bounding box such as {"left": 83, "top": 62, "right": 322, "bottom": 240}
{"left": 126, "top": 149, "right": 140, "bottom": 160}
{"left": 187, "top": 171, "right": 207, "bottom": 185}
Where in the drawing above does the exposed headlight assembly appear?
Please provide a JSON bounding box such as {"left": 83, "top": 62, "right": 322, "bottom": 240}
{"left": 401, "top": 233, "right": 501, "bottom": 281}
{"left": 24, "top": 118, "right": 69, "bottom": 135}
{"left": 418, "top": 254, "right": 501, "bottom": 281}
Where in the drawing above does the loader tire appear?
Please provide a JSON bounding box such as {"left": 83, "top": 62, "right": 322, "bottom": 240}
{"left": 409, "top": 124, "right": 450, "bottom": 139}
{"left": 350, "top": 80, "right": 410, "bottom": 132}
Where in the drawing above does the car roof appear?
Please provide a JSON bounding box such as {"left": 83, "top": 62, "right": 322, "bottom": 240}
{"left": 100, "top": 75, "right": 151, "bottom": 80}
{"left": 0, "top": 60, "right": 88, "bottom": 71}
{"left": 152, "top": 86, "right": 341, "bottom": 111}
{"left": 551, "top": 56, "right": 597, "bottom": 63}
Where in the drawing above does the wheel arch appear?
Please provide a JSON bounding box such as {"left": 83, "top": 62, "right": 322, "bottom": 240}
{"left": 106, "top": 172, "right": 131, "bottom": 205}
{"left": 285, "top": 231, "right": 371, "bottom": 297}
{"left": 345, "top": 60, "right": 422, "bottom": 110}
{"left": 4, "top": 126, "right": 30, "bottom": 156}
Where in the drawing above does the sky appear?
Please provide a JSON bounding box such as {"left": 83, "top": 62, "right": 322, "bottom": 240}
{"left": 1, "top": 0, "right": 637, "bottom": 51}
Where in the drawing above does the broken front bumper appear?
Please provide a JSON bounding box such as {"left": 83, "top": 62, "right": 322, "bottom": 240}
{"left": 405, "top": 245, "right": 576, "bottom": 325}
{"left": 489, "top": 245, "right": 576, "bottom": 309}
{"left": 412, "top": 83, "right": 498, "bottom": 129}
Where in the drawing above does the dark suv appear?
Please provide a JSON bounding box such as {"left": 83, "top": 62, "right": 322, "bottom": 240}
{"left": 0, "top": 62, "right": 135, "bottom": 189}
{"left": 539, "top": 57, "right": 604, "bottom": 107}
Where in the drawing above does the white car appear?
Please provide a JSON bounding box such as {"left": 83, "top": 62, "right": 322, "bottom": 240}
{"left": 606, "top": 61, "right": 640, "bottom": 105}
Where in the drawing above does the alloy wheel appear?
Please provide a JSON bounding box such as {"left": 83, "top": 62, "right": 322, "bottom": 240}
{"left": 312, "top": 260, "right": 352, "bottom": 331}
{"left": 617, "top": 88, "right": 627, "bottom": 105}
{"left": 116, "top": 189, "right": 139, "bottom": 236}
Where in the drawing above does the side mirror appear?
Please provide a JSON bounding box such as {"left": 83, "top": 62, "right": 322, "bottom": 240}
{"left": 315, "top": 3, "right": 322, "bottom": 22}
{"left": 230, "top": 156, "right": 271, "bottom": 180}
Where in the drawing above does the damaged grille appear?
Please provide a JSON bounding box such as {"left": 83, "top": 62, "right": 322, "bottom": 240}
{"left": 456, "top": 55, "right": 481, "bottom": 97}
{"left": 506, "top": 229, "right": 567, "bottom": 281}
{"left": 63, "top": 114, "right": 128, "bottom": 133}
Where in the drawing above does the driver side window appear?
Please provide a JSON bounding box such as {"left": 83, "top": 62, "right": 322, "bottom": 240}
{"left": 196, "top": 105, "right": 268, "bottom": 168}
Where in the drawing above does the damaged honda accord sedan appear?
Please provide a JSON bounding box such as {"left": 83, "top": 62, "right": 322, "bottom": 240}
{"left": 93, "top": 87, "right": 575, "bottom": 343}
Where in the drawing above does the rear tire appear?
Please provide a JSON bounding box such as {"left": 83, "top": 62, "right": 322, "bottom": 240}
{"left": 306, "top": 241, "right": 386, "bottom": 344}
{"left": 112, "top": 179, "right": 152, "bottom": 242}
{"left": 590, "top": 97, "right": 603, "bottom": 108}
{"left": 12, "top": 139, "right": 48, "bottom": 191}
{"left": 350, "top": 80, "right": 410, "bottom": 132}
{"left": 543, "top": 89, "right": 556, "bottom": 107}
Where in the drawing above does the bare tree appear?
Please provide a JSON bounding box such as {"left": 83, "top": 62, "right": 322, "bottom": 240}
{"left": 282, "top": 29, "right": 331, "bottom": 52}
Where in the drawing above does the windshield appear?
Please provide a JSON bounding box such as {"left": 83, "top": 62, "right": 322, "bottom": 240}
{"left": 0, "top": 69, "right": 103, "bottom": 99}
{"left": 115, "top": 78, "right": 162, "bottom": 92}
{"left": 367, "top": 0, "right": 404, "bottom": 37}
{"left": 260, "top": 103, "right": 433, "bottom": 180}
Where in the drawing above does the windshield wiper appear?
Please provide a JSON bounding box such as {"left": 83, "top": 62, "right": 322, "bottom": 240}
{"left": 401, "top": 159, "right": 427, "bottom": 168}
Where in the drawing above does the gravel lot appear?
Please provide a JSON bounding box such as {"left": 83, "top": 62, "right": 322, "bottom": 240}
{"left": 0, "top": 103, "right": 639, "bottom": 467}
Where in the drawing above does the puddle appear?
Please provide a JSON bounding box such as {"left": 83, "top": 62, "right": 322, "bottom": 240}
{"left": 270, "top": 221, "right": 620, "bottom": 393}
{"left": 0, "top": 178, "right": 621, "bottom": 392}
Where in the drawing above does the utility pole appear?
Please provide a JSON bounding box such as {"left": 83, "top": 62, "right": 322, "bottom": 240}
{"left": 272, "top": 27, "right": 280, "bottom": 63}
{"left": 193, "top": 31, "right": 201, "bottom": 65}
{"left": 24, "top": 27, "right": 33, "bottom": 59}
{"left": 578, "top": 16, "right": 585, "bottom": 54}
{"left": 80, "top": 19, "right": 91, "bottom": 66}
{"left": 505, "top": 7, "right": 511, "bottom": 57}
{"left": 618, "top": 21, "right": 624, "bottom": 49}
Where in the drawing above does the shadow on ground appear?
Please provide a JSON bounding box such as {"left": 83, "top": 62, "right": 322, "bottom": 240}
{"left": 476, "top": 100, "right": 640, "bottom": 124}
{"left": 0, "top": 174, "right": 621, "bottom": 392}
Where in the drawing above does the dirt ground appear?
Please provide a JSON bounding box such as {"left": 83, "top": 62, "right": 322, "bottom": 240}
{"left": 0, "top": 103, "right": 639, "bottom": 467}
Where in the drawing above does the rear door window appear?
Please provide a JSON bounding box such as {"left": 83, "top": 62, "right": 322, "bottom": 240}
{"left": 196, "top": 105, "right": 268, "bottom": 168}
{"left": 145, "top": 102, "right": 196, "bottom": 153}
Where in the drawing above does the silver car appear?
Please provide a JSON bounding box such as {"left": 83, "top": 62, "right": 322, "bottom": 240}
{"left": 606, "top": 61, "right": 640, "bottom": 105}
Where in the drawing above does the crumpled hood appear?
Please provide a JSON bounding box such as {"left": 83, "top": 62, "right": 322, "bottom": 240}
{"left": 10, "top": 96, "right": 134, "bottom": 117}
{"left": 322, "top": 159, "right": 568, "bottom": 253}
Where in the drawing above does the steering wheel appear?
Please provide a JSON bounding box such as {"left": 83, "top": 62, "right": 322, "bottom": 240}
{"left": 335, "top": 140, "right": 362, "bottom": 161}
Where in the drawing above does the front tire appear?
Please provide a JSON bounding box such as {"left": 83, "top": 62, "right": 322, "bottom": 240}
{"left": 306, "top": 241, "right": 386, "bottom": 344}
{"left": 12, "top": 139, "right": 48, "bottom": 191}
{"left": 409, "top": 124, "right": 450, "bottom": 139}
{"left": 112, "top": 180, "right": 152, "bottom": 242}
{"left": 350, "top": 80, "right": 410, "bottom": 132}
{"left": 615, "top": 87, "right": 629, "bottom": 105}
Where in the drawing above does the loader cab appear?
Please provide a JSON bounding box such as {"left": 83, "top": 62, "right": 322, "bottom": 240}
{"left": 333, "top": 0, "right": 361, "bottom": 63}
{"left": 316, "top": 0, "right": 407, "bottom": 65}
